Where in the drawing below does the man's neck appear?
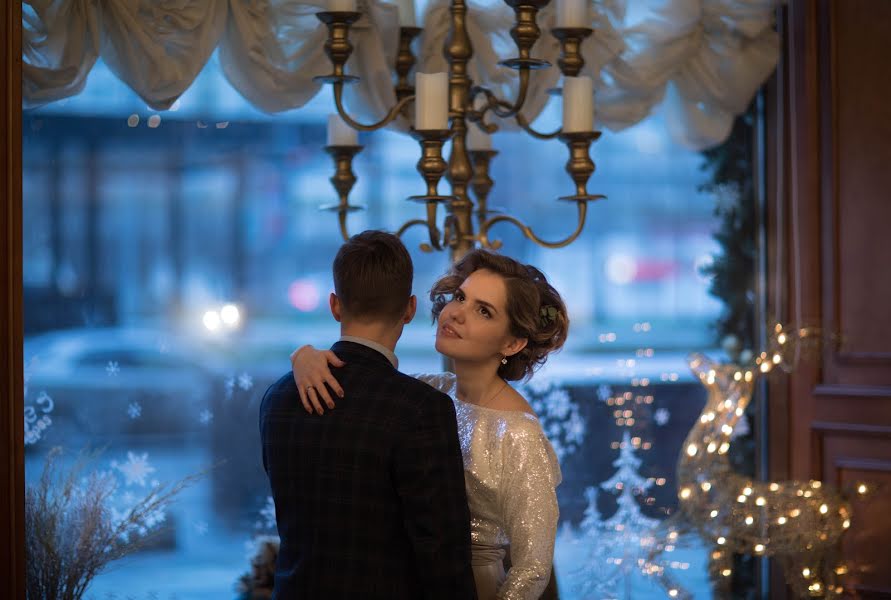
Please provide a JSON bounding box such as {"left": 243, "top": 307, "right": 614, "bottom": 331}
{"left": 339, "top": 323, "right": 400, "bottom": 353}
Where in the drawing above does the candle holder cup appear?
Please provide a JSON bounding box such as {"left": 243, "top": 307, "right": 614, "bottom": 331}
{"left": 558, "top": 131, "right": 606, "bottom": 202}
{"left": 314, "top": 12, "right": 362, "bottom": 85}
{"left": 500, "top": 0, "right": 551, "bottom": 70}
{"left": 408, "top": 129, "right": 454, "bottom": 203}
{"left": 552, "top": 27, "right": 593, "bottom": 78}
{"left": 320, "top": 144, "right": 365, "bottom": 241}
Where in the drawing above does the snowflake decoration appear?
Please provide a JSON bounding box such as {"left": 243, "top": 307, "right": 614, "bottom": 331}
{"left": 112, "top": 451, "right": 157, "bottom": 487}
{"left": 224, "top": 376, "right": 236, "bottom": 399}
{"left": 199, "top": 409, "right": 214, "bottom": 425}
{"left": 597, "top": 384, "right": 612, "bottom": 403}
{"left": 654, "top": 407, "right": 670, "bottom": 426}
{"left": 106, "top": 361, "right": 120, "bottom": 376}
{"left": 194, "top": 520, "right": 209, "bottom": 536}
{"left": 90, "top": 456, "right": 174, "bottom": 547}
{"left": 519, "top": 379, "right": 585, "bottom": 463}
{"left": 238, "top": 373, "right": 254, "bottom": 391}
{"left": 127, "top": 402, "right": 142, "bottom": 419}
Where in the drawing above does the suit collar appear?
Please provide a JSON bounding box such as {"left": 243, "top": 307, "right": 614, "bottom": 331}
{"left": 331, "top": 339, "right": 398, "bottom": 370}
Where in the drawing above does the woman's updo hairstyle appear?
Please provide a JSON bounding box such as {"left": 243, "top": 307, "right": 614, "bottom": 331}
{"left": 430, "top": 249, "right": 569, "bottom": 381}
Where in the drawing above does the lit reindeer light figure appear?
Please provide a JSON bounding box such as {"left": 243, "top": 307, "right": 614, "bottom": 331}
{"left": 658, "top": 328, "right": 871, "bottom": 599}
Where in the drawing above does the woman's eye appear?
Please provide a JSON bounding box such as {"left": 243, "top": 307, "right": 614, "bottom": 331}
{"left": 479, "top": 307, "right": 491, "bottom": 318}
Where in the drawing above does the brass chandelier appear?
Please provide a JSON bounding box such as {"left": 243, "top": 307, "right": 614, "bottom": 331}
{"left": 314, "top": 0, "right": 604, "bottom": 260}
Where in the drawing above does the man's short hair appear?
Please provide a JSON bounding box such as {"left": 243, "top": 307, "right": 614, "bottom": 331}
{"left": 332, "top": 230, "right": 413, "bottom": 322}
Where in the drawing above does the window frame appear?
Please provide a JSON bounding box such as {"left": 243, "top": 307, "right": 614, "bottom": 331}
{"left": 2, "top": 2, "right": 25, "bottom": 598}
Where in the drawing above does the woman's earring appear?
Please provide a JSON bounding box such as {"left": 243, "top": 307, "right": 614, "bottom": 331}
{"left": 501, "top": 356, "right": 508, "bottom": 365}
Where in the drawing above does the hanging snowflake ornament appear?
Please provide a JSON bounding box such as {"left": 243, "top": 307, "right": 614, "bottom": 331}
{"left": 113, "top": 451, "right": 157, "bottom": 487}
{"left": 106, "top": 360, "right": 120, "bottom": 376}
{"left": 654, "top": 407, "right": 670, "bottom": 426}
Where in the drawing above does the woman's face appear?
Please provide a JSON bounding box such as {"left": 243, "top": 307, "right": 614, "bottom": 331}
{"left": 435, "top": 269, "right": 526, "bottom": 364}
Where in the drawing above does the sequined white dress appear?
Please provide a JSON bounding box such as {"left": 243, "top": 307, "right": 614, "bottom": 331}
{"left": 415, "top": 373, "right": 562, "bottom": 600}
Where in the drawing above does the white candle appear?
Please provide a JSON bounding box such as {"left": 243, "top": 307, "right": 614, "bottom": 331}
{"left": 562, "top": 76, "right": 594, "bottom": 132}
{"left": 329, "top": 0, "right": 356, "bottom": 12}
{"left": 395, "top": 0, "right": 416, "bottom": 27}
{"left": 467, "top": 124, "right": 492, "bottom": 150}
{"left": 556, "top": 0, "right": 589, "bottom": 28}
{"left": 415, "top": 72, "right": 449, "bottom": 130}
{"left": 327, "top": 114, "right": 358, "bottom": 146}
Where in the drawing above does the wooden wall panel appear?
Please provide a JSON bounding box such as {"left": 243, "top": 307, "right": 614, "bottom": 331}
{"left": 821, "top": 0, "right": 891, "bottom": 380}
{"left": 813, "top": 421, "right": 891, "bottom": 596}
{"left": 773, "top": 0, "right": 891, "bottom": 597}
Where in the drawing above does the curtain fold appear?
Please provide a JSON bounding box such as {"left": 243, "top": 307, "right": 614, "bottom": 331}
{"left": 22, "top": 0, "right": 782, "bottom": 149}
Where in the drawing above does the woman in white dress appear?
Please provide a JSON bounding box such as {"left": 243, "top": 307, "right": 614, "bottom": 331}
{"left": 291, "top": 249, "right": 568, "bottom": 600}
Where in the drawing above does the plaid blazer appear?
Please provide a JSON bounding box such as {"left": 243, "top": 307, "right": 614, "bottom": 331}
{"left": 259, "top": 341, "right": 477, "bottom": 599}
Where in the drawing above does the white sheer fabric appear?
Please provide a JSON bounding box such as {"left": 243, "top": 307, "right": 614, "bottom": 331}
{"left": 22, "top": 0, "right": 781, "bottom": 149}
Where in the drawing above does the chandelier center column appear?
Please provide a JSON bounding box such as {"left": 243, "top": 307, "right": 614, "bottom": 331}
{"left": 444, "top": 0, "right": 475, "bottom": 261}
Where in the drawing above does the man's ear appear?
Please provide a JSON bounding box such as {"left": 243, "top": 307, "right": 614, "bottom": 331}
{"left": 329, "top": 292, "right": 343, "bottom": 322}
{"left": 402, "top": 295, "right": 417, "bottom": 324}
{"left": 502, "top": 336, "right": 528, "bottom": 359}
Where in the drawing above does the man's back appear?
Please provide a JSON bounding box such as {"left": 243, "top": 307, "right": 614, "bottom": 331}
{"left": 259, "top": 341, "right": 476, "bottom": 599}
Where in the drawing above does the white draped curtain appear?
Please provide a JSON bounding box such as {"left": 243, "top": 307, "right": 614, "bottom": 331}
{"left": 22, "top": 0, "right": 781, "bottom": 150}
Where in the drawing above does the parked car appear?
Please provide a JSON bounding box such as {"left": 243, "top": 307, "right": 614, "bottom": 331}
{"left": 24, "top": 327, "right": 226, "bottom": 446}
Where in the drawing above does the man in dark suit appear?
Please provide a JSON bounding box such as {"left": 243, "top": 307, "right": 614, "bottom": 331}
{"left": 259, "top": 231, "right": 476, "bottom": 599}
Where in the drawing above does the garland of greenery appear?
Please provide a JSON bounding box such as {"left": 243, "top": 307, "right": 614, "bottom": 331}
{"left": 699, "top": 105, "right": 757, "bottom": 363}
{"left": 698, "top": 103, "right": 758, "bottom": 600}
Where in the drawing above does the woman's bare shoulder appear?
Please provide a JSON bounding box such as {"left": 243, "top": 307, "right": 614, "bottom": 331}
{"left": 489, "top": 385, "right": 536, "bottom": 416}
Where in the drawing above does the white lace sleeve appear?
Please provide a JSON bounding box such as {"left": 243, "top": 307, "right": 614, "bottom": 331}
{"left": 497, "top": 419, "right": 562, "bottom": 600}
{"left": 410, "top": 372, "right": 457, "bottom": 395}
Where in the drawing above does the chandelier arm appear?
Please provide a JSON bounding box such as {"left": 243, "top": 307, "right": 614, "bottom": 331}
{"left": 515, "top": 112, "right": 562, "bottom": 140}
{"left": 395, "top": 218, "right": 441, "bottom": 253}
{"left": 332, "top": 82, "right": 415, "bottom": 132}
{"left": 479, "top": 201, "right": 588, "bottom": 249}
{"left": 491, "top": 67, "right": 531, "bottom": 119}
{"left": 469, "top": 67, "right": 531, "bottom": 122}
{"left": 423, "top": 201, "right": 443, "bottom": 250}
{"left": 395, "top": 218, "right": 429, "bottom": 238}
{"left": 394, "top": 205, "right": 443, "bottom": 252}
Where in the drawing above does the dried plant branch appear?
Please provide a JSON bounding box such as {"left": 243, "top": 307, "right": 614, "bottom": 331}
{"left": 26, "top": 447, "right": 204, "bottom": 600}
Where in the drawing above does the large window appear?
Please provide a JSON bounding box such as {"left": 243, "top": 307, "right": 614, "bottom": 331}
{"left": 24, "top": 49, "right": 751, "bottom": 599}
